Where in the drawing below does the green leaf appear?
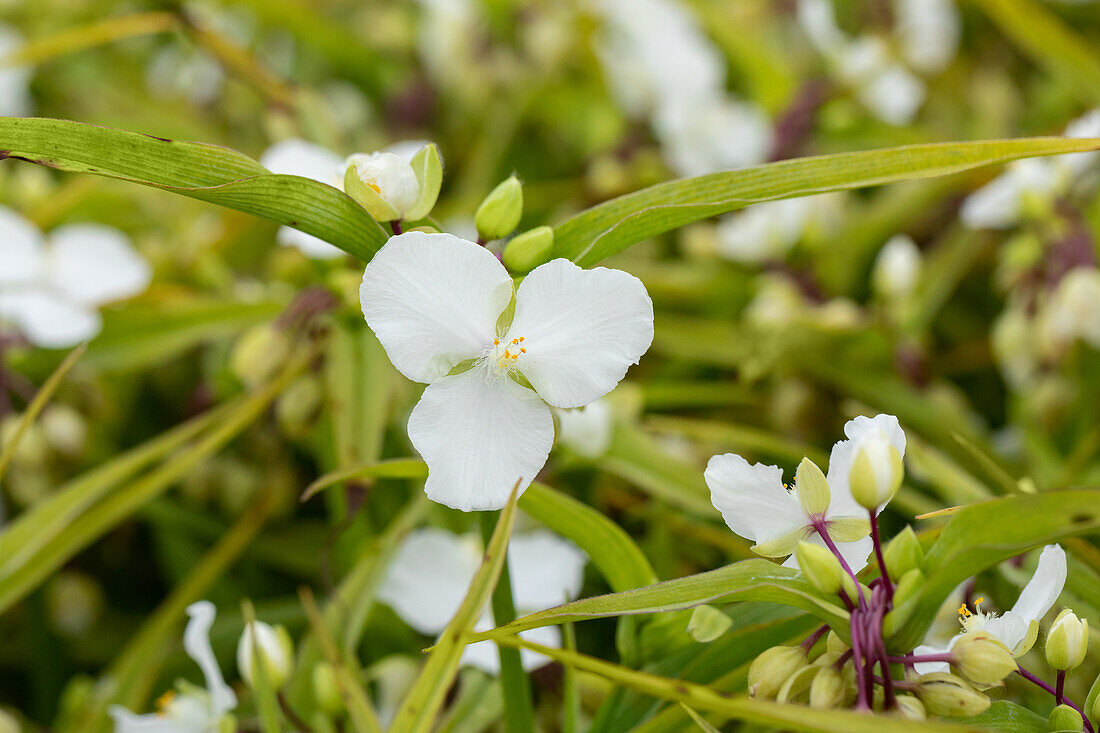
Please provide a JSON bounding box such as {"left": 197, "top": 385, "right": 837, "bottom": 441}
{"left": 0, "top": 117, "right": 387, "bottom": 259}
{"left": 960, "top": 701, "right": 1049, "bottom": 733}
{"left": 552, "top": 137, "right": 1100, "bottom": 265}
{"left": 473, "top": 558, "right": 847, "bottom": 641}
{"left": 388, "top": 483, "right": 521, "bottom": 733}
{"left": 889, "top": 488, "right": 1100, "bottom": 651}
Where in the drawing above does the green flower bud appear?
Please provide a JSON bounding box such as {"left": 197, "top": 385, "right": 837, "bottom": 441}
{"left": 218, "top": 714, "right": 237, "bottom": 733}
{"left": 1046, "top": 609, "right": 1089, "bottom": 671}
{"left": 849, "top": 438, "right": 904, "bottom": 510}
{"left": 231, "top": 324, "right": 291, "bottom": 388}
{"left": 809, "top": 667, "right": 846, "bottom": 709}
{"left": 952, "top": 631, "right": 1018, "bottom": 686}
{"left": 686, "top": 605, "right": 732, "bottom": 643}
{"left": 895, "top": 694, "right": 926, "bottom": 721}
{"left": 237, "top": 621, "right": 294, "bottom": 690}
{"left": 795, "top": 457, "right": 831, "bottom": 516}
{"left": 776, "top": 664, "right": 818, "bottom": 704}
{"left": 882, "top": 568, "right": 924, "bottom": 637}
{"left": 795, "top": 541, "right": 844, "bottom": 596}
{"left": 475, "top": 175, "right": 523, "bottom": 240}
{"left": 748, "top": 645, "right": 807, "bottom": 700}
{"left": 826, "top": 631, "right": 848, "bottom": 654}
{"left": 313, "top": 661, "right": 344, "bottom": 713}
{"left": 883, "top": 526, "right": 924, "bottom": 578}
{"left": 403, "top": 143, "right": 443, "bottom": 221}
{"left": 1049, "top": 704, "right": 1084, "bottom": 732}
{"left": 502, "top": 226, "right": 554, "bottom": 273}
{"left": 915, "top": 672, "right": 991, "bottom": 717}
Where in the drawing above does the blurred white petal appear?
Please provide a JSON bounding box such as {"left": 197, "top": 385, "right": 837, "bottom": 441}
{"left": 47, "top": 224, "right": 151, "bottom": 306}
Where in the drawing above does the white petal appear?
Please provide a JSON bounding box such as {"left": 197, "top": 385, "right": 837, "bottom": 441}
{"left": 361, "top": 232, "right": 513, "bottom": 383}
{"left": 506, "top": 259, "right": 653, "bottom": 409}
{"left": 554, "top": 399, "right": 614, "bottom": 459}
{"left": 826, "top": 414, "right": 906, "bottom": 519}
{"left": 107, "top": 707, "right": 187, "bottom": 733}
{"left": 462, "top": 620, "right": 562, "bottom": 674}
{"left": 1009, "top": 544, "right": 1066, "bottom": 625}
{"left": 797, "top": 0, "right": 848, "bottom": 56}
{"left": 378, "top": 528, "right": 482, "bottom": 634}
{"left": 912, "top": 643, "right": 951, "bottom": 675}
{"left": 872, "top": 234, "right": 922, "bottom": 299}
{"left": 704, "top": 454, "right": 806, "bottom": 544}
{"left": 983, "top": 612, "right": 1029, "bottom": 652}
{"left": 345, "top": 152, "right": 420, "bottom": 216}
{"left": 183, "top": 601, "right": 237, "bottom": 716}
{"left": 896, "top": 0, "right": 960, "bottom": 73}
{"left": 507, "top": 531, "right": 587, "bottom": 611}
{"left": 858, "top": 64, "right": 925, "bottom": 126}
{"left": 259, "top": 138, "right": 343, "bottom": 186}
{"left": 276, "top": 226, "right": 347, "bottom": 260}
{"left": 1057, "top": 108, "right": 1100, "bottom": 178}
{"left": 961, "top": 159, "right": 1057, "bottom": 230}
{"left": 0, "top": 290, "right": 101, "bottom": 348}
{"left": 407, "top": 366, "right": 554, "bottom": 511}
{"left": 46, "top": 225, "right": 151, "bottom": 306}
{"left": 783, "top": 534, "right": 873, "bottom": 575}
{"left": 0, "top": 25, "right": 32, "bottom": 117}
{"left": 0, "top": 206, "right": 44, "bottom": 285}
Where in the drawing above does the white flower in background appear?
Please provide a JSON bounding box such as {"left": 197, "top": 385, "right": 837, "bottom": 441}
{"left": 914, "top": 545, "right": 1067, "bottom": 673}
{"left": 360, "top": 232, "right": 653, "bottom": 511}
{"left": 743, "top": 275, "right": 806, "bottom": 327}
{"left": 1042, "top": 267, "right": 1100, "bottom": 349}
{"left": 654, "top": 96, "right": 772, "bottom": 177}
{"left": 0, "top": 23, "right": 33, "bottom": 116}
{"left": 705, "top": 415, "right": 905, "bottom": 571}
{"left": 798, "top": 0, "right": 959, "bottom": 125}
{"left": 237, "top": 620, "right": 293, "bottom": 689}
{"left": 555, "top": 398, "right": 614, "bottom": 459}
{"left": 415, "top": 0, "right": 482, "bottom": 91}
{"left": 872, "top": 234, "right": 922, "bottom": 300}
{"left": 145, "top": 44, "right": 225, "bottom": 106}
{"left": 962, "top": 108, "right": 1100, "bottom": 229}
{"left": 0, "top": 208, "right": 151, "bottom": 348}
{"left": 715, "top": 195, "right": 839, "bottom": 264}
{"left": 110, "top": 601, "right": 237, "bottom": 733}
{"left": 991, "top": 302, "right": 1039, "bottom": 388}
{"left": 378, "top": 528, "right": 587, "bottom": 673}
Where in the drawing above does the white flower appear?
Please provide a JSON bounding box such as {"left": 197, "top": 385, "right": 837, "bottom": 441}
{"left": 110, "top": 601, "right": 237, "bottom": 733}
{"left": 715, "top": 196, "right": 835, "bottom": 264}
{"left": 236, "top": 620, "right": 293, "bottom": 689}
{"left": 873, "top": 234, "right": 922, "bottom": 300}
{"left": 895, "top": 0, "right": 961, "bottom": 74}
{"left": 378, "top": 528, "right": 587, "bottom": 673}
{"left": 360, "top": 232, "right": 653, "bottom": 511}
{"left": 914, "top": 545, "right": 1067, "bottom": 673}
{"left": 0, "top": 208, "right": 151, "bottom": 348}
{"left": 704, "top": 415, "right": 905, "bottom": 571}
{"left": 1042, "top": 267, "right": 1100, "bottom": 349}
{"left": 0, "top": 23, "right": 33, "bottom": 116}
{"left": 653, "top": 94, "right": 772, "bottom": 178}
{"left": 961, "top": 108, "right": 1100, "bottom": 230}
{"left": 555, "top": 398, "right": 614, "bottom": 459}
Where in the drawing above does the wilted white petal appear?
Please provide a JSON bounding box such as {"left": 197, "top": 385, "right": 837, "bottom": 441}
{"left": 1057, "top": 107, "right": 1100, "bottom": 177}
{"left": 1044, "top": 268, "right": 1100, "bottom": 348}
{"left": 344, "top": 151, "right": 420, "bottom": 216}
{"left": 507, "top": 531, "right": 587, "bottom": 611}
{"left": 555, "top": 399, "right": 614, "bottom": 459}
{"left": 704, "top": 454, "right": 807, "bottom": 545}
{"left": 826, "top": 414, "right": 906, "bottom": 519}
{"left": 895, "top": 0, "right": 960, "bottom": 73}
{"left": 378, "top": 528, "right": 483, "bottom": 634}
{"left": 1009, "top": 544, "right": 1066, "bottom": 625}
{"left": 407, "top": 366, "right": 554, "bottom": 511}
{"left": 0, "top": 290, "right": 101, "bottom": 348}
{"left": 182, "top": 601, "right": 237, "bottom": 716}
{"left": 507, "top": 259, "right": 653, "bottom": 409}
{"left": 47, "top": 225, "right": 151, "bottom": 306}
{"left": 361, "top": 232, "right": 513, "bottom": 383}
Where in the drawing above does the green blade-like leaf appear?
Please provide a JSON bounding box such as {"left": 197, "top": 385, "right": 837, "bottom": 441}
{"left": 0, "top": 117, "right": 387, "bottom": 259}
{"left": 473, "top": 558, "right": 848, "bottom": 641}
{"left": 553, "top": 137, "right": 1100, "bottom": 265}
{"left": 889, "top": 488, "right": 1100, "bottom": 651}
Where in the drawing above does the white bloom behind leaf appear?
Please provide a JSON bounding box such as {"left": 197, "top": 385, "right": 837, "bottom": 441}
{"left": 0, "top": 209, "right": 150, "bottom": 348}
{"left": 0, "top": 24, "right": 33, "bottom": 116}
{"left": 873, "top": 234, "right": 922, "bottom": 300}
{"left": 360, "top": 232, "right": 653, "bottom": 511}
{"left": 378, "top": 528, "right": 587, "bottom": 673}
{"left": 555, "top": 398, "right": 614, "bottom": 459}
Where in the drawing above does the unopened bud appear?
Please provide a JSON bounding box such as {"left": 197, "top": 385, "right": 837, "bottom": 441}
{"left": 915, "top": 672, "right": 991, "bottom": 717}
{"left": 502, "top": 226, "right": 554, "bottom": 273}
{"left": 809, "top": 667, "right": 845, "bottom": 709}
{"left": 313, "top": 661, "right": 344, "bottom": 713}
{"left": 403, "top": 143, "right": 443, "bottom": 222}
{"left": 795, "top": 457, "right": 831, "bottom": 516}
{"left": 237, "top": 620, "right": 294, "bottom": 689}
{"left": 895, "top": 694, "right": 926, "bottom": 720}
{"left": 276, "top": 375, "right": 323, "bottom": 439}
{"left": 231, "top": 324, "right": 291, "bottom": 388}
{"left": 748, "top": 645, "right": 807, "bottom": 700}
{"left": 882, "top": 568, "right": 924, "bottom": 637}
{"left": 872, "top": 234, "right": 921, "bottom": 300}
{"left": 475, "top": 175, "right": 523, "bottom": 240}
{"left": 826, "top": 631, "right": 848, "bottom": 654}
{"left": 849, "top": 437, "right": 904, "bottom": 510}
{"left": 343, "top": 152, "right": 420, "bottom": 222}
{"left": 776, "top": 664, "right": 818, "bottom": 704}
{"left": 687, "top": 605, "right": 732, "bottom": 643}
{"left": 883, "top": 526, "right": 924, "bottom": 578}
{"left": 795, "top": 541, "right": 844, "bottom": 596}
{"left": 1049, "top": 704, "right": 1084, "bottom": 732}
{"left": 1046, "top": 609, "right": 1089, "bottom": 671}
{"left": 952, "top": 631, "right": 1017, "bottom": 685}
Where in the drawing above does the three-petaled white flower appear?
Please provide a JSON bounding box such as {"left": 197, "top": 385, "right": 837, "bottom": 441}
{"left": 705, "top": 414, "right": 906, "bottom": 571}
{"left": 0, "top": 207, "right": 151, "bottom": 349}
{"left": 914, "top": 544, "right": 1067, "bottom": 673}
{"left": 360, "top": 232, "right": 653, "bottom": 511}
{"left": 110, "top": 601, "right": 237, "bottom": 733}
{"left": 962, "top": 109, "right": 1100, "bottom": 229}
{"left": 378, "top": 528, "right": 587, "bottom": 672}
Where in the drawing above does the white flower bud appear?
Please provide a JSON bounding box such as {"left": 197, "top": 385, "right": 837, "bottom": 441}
{"left": 237, "top": 621, "right": 294, "bottom": 690}
{"left": 848, "top": 436, "right": 904, "bottom": 511}
{"left": 1046, "top": 609, "right": 1089, "bottom": 671}
{"left": 872, "top": 234, "right": 921, "bottom": 300}
{"left": 343, "top": 151, "right": 420, "bottom": 221}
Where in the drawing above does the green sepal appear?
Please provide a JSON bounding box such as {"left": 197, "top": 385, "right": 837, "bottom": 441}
{"left": 404, "top": 143, "right": 443, "bottom": 222}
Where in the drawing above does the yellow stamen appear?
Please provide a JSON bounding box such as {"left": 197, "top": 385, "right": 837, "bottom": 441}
{"left": 367, "top": 182, "right": 381, "bottom": 194}
{"left": 155, "top": 690, "right": 176, "bottom": 715}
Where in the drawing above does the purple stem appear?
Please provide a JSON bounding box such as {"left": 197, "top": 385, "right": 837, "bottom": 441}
{"left": 869, "top": 511, "right": 893, "bottom": 601}
{"left": 391, "top": 220, "right": 403, "bottom": 235}
{"left": 1017, "top": 668, "right": 1095, "bottom": 733}
{"left": 849, "top": 610, "right": 870, "bottom": 710}
{"left": 887, "top": 652, "right": 954, "bottom": 665}
{"left": 1057, "top": 670, "right": 1066, "bottom": 703}
{"left": 801, "top": 624, "right": 830, "bottom": 651}
{"left": 812, "top": 519, "right": 866, "bottom": 609}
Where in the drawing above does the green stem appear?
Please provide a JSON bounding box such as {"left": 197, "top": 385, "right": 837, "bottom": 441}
{"left": 479, "top": 510, "right": 536, "bottom": 733}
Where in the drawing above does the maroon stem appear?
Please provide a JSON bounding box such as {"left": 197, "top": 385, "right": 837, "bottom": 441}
{"left": 1017, "top": 668, "right": 1095, "bottom": 733}
{"left": 801, "top": 624, "right": 830, "bottom": 651}
{"left": 849, "top": 610, "right": 870, "bottom": 710}
{"left": 812, "top": 519, "right": 866, "bottom": 609}
{"left": 1057, "top": 670, "right": 1066, "bottom": 703}
{"left": 887, "top": 652, "right": 954, "bottom": 665}
{"left": 391, "top": 220, "right": 403, "bottom": 235}
{"left": 869, "top": 511, "right": 893, "bottom": 601}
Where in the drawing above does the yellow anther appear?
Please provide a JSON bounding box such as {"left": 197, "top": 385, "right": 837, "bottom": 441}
{"left": 958, "top": 604, "right": 971, "bottom": 618}
{"left": 493, "top": 338, "right": 500, "bottom": 345}
{"left": 504, "top": 351, "right": 511, "bottom": 358}
{"left": 156, "top": 690, "right": 176, "bottom": 714}
{"left": 520, "top": 347, "right": 526, "bottom": 353}
{"left": 519, "top": 336, "right": 525, "bottom": 341}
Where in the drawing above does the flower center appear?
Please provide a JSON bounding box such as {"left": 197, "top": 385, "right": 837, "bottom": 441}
{"left": 482, "top": 336, "right": 526, "bottom": 377}
{"left": 958, "top": 597, "right": 995, "bottom": 632}
{"left": 155, "top": 690, "right": 177, "bottom": 716}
